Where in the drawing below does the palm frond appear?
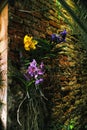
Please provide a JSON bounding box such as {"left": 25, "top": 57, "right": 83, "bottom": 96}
{"left": 56, "top": 0, "right": 87, "bottom": 49}
{"left": 57, "top": 0, "right": 87, "bottom": 34}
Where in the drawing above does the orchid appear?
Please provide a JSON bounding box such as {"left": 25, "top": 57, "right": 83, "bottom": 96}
{"left": 51, "top": 29, "right": 67, "bottom": 43}
{"left": 35, "top": 78, "right": 43, "bottom": 85}
{"left": 27, "top": 59, "right": 37, "bottom": 77}
{"left": 24, "top": 35, "right": 38, "bottom": 51}
{"left": 51, "top": 34, "right": 61, "bottom": 43}
{"left": 60, "top": 29, "right": 67, "bottom": 41}
{"left": 24, "top": 59, "right": 44, "bottom": 86}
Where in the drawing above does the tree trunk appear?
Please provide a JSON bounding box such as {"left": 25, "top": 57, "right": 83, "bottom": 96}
{"left": 0, "top": 4, "right": 8, "bottom": 130}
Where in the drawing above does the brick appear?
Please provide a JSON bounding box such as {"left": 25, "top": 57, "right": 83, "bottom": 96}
{"left": 49, "top": 20, "right": 60, "bottom": 29}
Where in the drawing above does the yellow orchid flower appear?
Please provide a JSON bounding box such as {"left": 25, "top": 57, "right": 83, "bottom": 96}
{"left": 30, "top": 43, "right": 36, "bottom": 50}
{"left": 33, "top": 40, "right": 38, "bottom": 45}
{"left": 23, "top": 35, "right": 38, "bottom": 51}
{"left": 24, "top": 35, "right": 33, "bottom": 44}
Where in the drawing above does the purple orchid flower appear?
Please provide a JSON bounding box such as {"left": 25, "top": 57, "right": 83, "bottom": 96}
{"left": 40, "top": 62, "right": 44, "bottom": 69}
{"left": 51, "top": 34, "right": 61, "bottom": 43}
{"left": 51, "top": 34, "right": 56, "bottom": 40}
{"left": 51, "top": 29, "right": 67, "bottom": 44}
{"left": 24, "top": 59, "right": 44, "bottom": 85}
{"left": 27, "top": 59, "right": 38, "bottom": 77}
{"left": 30, "top": 59, "right": 37, "bottom": 67}
{"left": 37, "top": 62, "right": 44, "bottom": 75}
{"left": 35, "top": 78, "right": 43, "bottom": 85}
{"left": 60, "top": 29, "right": 67, "bottom": 41}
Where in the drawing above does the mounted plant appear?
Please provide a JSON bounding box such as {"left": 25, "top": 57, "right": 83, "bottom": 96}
{"left": 22, "top": 30, "right": 67, "bottom": 61}
{"left": 10, "top": 30, "right": 67, "bottom": 129}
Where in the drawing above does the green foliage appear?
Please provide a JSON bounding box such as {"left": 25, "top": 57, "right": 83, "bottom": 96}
{"left": 64, "top": 120, "right": 75, "bottom": 130}
{"left": 9, "top": 67, "right": 35, "bottom": 93}
{"left": 56, "top": 0, "right": 87, "bottom": 50}
{"left": 47, "top": 119, "right": 75, "bottom": 130}
{"left": 57, "top": 0, "right": 87, "bottom": 34}
{"left": 24, "top": 38, "right": 56, "bottom": 63}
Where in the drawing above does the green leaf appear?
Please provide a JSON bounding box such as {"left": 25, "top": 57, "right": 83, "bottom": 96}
{"left": 69, "top": 125, "right": 74, "bottom": 130}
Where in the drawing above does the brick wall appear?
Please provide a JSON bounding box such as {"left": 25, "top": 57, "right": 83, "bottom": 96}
{"left": 8, "top": 1, "right": 87, "bottom": 130}
{"left": 8, "top": 0, "right": 60, "bottom": 38}
{"left": 8, "top": 0, "right": 67, "bottom": 68}
{"left": 8, "top": 1, "right": 65, "bottom": 129}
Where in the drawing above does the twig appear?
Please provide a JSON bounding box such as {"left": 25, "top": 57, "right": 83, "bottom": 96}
{"left": 18, "top": 8, "right": 48, "bottom": 13}
{"left": 18, "top": 9, "right": 36, "bottom": 13}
